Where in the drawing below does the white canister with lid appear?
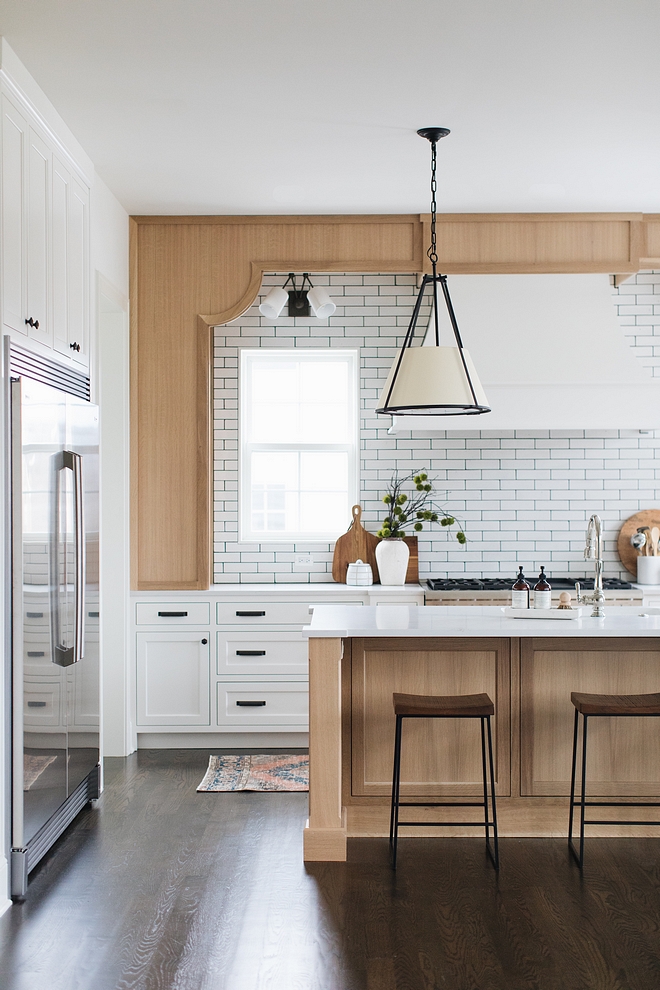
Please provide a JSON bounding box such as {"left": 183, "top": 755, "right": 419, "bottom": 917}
{"left": 346, "top": 559, "right": 373, "bottom": 586}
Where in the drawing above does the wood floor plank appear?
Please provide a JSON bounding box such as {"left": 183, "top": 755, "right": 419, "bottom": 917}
{"left": 1, "top": 750, "right": 660, "bottom": 989}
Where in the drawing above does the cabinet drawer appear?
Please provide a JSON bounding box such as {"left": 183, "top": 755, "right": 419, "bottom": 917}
{"left": 216, "top": 681, "right": 308, "bottom": 726}
{"left": 216, "top": 602, "right": 313, "bottom": 626}
{"left": 217, "top": 632, "right": 307, "bottom": 676}
{"left": 24, "top": 679, "right": 62, "bottom": 727}
{"left": 136, "top": 602, "right": 210, "bottom": 625}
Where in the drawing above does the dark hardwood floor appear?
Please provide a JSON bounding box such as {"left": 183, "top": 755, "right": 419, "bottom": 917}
{"left": 2, "top": 748, "right": 660, "bottom": 989}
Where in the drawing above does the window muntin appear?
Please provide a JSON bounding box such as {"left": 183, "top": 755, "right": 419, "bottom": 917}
{"left": 240, "top": 350, "right": 358, "bottom": 541}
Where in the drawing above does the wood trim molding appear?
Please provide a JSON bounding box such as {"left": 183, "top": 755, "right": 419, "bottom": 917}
{"left": 130, "top": 211, "right": 659, "bottom": 590}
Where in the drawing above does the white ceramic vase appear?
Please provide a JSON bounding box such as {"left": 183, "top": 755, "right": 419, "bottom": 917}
{"left": 375, "top": 538, "right": 409, "bottom": 586}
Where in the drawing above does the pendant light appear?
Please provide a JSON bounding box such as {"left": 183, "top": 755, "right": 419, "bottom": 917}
{"left": 376, "top": 128, "right": 490, "bottom": 417}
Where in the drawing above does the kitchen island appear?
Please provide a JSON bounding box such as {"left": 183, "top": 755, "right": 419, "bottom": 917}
{"left": 302, "top": 604, "right": 660, "bottom": 861}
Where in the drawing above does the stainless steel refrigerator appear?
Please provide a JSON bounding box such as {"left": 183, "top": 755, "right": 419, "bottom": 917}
{"left": 9, "top": 368, "right": 100, "bottom": 899}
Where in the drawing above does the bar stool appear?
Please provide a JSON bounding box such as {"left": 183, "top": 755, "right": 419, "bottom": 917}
{"left": 389, "top": 692, "right": 499, "bottom": 870}
{"left": 569, "top": 691, "right": 660, "bottom": 868}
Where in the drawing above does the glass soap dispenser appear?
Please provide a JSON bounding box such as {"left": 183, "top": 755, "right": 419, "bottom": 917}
{"left": 511, "top": 566, "right": 530, "bottom": 608}
{"left": 533, "top": 566, "right": 552, "bottom": 609}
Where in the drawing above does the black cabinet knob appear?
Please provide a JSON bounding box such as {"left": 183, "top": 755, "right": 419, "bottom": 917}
{"left": 69, "top": 341, "right": 81, "bottom": 352}
{"left": 25, "top": 317, "right": 39, "bottom": 329}
{"left": 201, "top": 638, "right": 208, "bottom": 645}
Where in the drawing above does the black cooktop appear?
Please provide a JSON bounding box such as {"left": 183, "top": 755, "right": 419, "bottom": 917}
{"left": 426, "top": 577, "right": 634, "bottom": 592}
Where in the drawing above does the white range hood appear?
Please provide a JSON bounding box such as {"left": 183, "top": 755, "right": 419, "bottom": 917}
{"left": 387, "top": 274, "right": 660, "bottom": 432}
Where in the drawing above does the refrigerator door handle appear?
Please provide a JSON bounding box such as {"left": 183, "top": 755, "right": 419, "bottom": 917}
{"left": 53, "top": 451, "right": 84, "bottom": 666}
{"left": 62, "top": 450, "right": 85, "bottom": 664}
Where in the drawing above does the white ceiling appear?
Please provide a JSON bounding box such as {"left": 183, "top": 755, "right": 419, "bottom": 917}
{"left": 1, "top": 0, "right": 659, "bottom": 216}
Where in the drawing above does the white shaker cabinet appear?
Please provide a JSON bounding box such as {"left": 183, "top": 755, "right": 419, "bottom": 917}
{"left": 1, "top": 91, "right": 90, "bottom": 369}
{"left": 136, "top": 631, "right": 211, "bottom": 727}
{"left": 1, "top": 93, "right": 27, "bottom": 337}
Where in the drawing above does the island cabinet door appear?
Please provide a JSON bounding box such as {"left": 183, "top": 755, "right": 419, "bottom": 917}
{"left": 350, "top": 637, "right": 511, "bottom": 798}
{"left": 521, "top": 638, "right": 660, "bottom": 797}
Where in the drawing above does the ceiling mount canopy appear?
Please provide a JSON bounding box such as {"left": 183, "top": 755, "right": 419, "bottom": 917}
{"left": 376, "top": 128, "right": 490, "bottom": 417}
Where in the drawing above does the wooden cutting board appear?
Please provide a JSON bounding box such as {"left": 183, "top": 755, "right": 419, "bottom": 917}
{"left": 617, "top": 509, "right": 660, "bottom": 576}
{"left": 331, "top": 506, "right": 419, "bottom": 583}
{"left": 332, "top": 505, "right": 380, "bottom": 583}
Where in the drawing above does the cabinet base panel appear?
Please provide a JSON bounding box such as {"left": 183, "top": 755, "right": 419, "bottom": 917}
{"left": 137, "top": 731, "right": 309, "bottom": 749}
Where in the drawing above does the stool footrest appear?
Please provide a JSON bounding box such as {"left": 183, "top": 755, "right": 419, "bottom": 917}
{"left": 397, "top": 820, "right": 497, "bottom": 828}
{"left": 398, "top": 801, "right": 485, "bottom": 808}
{"left": 582, "top": 800, "right": 660, "bottom": 808}
{"left": 584, "top": 819, "right": 660, "bottom": 826}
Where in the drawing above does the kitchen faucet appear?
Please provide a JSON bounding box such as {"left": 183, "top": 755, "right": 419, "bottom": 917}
{"left": 575, "top": 514, "right": 605, "bottom": 617}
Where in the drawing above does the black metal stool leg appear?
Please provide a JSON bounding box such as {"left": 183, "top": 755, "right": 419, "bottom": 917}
{"left": 485, "top": 714, "right": 499, "bottom": 870}
{"left": 390, "top": 714, "right": 403, "bottom": 868}
{"left": 568, "top": 707, "right": 579, "bottom": 861}
{"left": 578, "top": 714, "right": 588, "bottom": 869}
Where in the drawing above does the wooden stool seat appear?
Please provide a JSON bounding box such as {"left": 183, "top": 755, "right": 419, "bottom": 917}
{"left": 571, "top": 691, "right": 660, "bottom": 716}
{"left": 393, "top": 692, "right": 494, "bottom": 717}
{"left": 390, "top": 691, "right": 499, "bottom": 870}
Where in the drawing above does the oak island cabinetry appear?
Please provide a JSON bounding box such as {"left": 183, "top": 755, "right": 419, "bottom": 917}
{"left": 303, "top": 605, "right": 660, "bottom": 861}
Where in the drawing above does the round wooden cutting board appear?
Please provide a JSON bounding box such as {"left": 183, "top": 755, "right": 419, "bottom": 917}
{"left": 617, "top": 509, "right": 660, "bottom": 576}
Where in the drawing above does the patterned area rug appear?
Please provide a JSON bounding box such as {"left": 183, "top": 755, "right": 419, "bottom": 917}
{"left": 24, "top": 754, "right": 57, "bottom": 790}
{"left": 197, "top": 754, "right": 308, "bottom": 792}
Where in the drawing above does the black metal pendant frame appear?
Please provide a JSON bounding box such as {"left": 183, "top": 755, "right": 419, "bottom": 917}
{"left": 377, "top": 128, "right": 490, "bottom": 417}
{"left": 376, "top": 272, "right": 491, "bottom": 415}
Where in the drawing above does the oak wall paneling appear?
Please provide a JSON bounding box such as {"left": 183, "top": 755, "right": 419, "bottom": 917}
{"left": 350, "top": 636, "right": 511, "bottom": 798}
{"left": 520, "top": 637, "right": 660, "bottom": 797}
{"left": 130, "top": 212, "right": 659, "bottom": 589}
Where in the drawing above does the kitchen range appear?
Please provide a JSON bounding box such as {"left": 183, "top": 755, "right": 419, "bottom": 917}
{"left": 424, "top": 576, "right": 642, "bottom": 606}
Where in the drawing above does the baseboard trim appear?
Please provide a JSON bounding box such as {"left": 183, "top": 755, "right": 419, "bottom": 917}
{"left": 137, "top": 731, "right": 309, "bottom": 749}
{"left": 303, "top": 820, "right": 348, "bottom": 862}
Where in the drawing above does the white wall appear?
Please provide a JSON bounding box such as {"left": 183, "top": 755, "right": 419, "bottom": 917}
{"left": 213, "top": 271, "right": 660, "bottom": 584}
{"left": 0, "top": 41, "right": 130, "bottom": 907}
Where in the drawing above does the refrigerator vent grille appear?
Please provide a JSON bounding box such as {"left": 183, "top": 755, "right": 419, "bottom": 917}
{"left": 9, "top": 344, "right": 90, "bottom": 400}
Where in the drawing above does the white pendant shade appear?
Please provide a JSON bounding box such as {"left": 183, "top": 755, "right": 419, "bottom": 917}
{"left": 376, "top": 346, "right": 490, "bottom": 415}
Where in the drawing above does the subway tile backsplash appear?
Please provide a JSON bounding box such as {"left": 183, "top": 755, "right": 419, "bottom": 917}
{"left": 213, "top": 271, "right": 660, "bottom": 584}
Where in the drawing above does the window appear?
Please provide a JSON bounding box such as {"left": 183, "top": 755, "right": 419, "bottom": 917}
{"left": 240, "top": 349, "right": 358, "bottom": 541}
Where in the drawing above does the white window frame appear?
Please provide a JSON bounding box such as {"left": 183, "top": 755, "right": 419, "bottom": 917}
{"left": 239, "top": 348, "right": 359, "bottom": 543}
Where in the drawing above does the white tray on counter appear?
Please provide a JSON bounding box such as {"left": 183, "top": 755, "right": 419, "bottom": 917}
{"left": 501, "top": 606, "right": 585, "bottom": 620}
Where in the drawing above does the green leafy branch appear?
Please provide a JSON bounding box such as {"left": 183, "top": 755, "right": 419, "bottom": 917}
{"left": 376, "top": 469, "right": 466, "bottom": 544}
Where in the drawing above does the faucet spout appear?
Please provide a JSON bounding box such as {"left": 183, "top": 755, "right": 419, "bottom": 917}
{"left": 576, "top": 514, "right": 605, "bottom": 617}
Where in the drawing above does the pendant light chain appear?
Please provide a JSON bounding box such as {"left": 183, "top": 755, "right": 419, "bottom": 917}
{"left": 427, "top": 138, "right": 438, "bottom": 275}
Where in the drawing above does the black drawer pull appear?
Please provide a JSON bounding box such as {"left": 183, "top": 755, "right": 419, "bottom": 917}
{"left": 158, "top": 611, "right": 188, "bottom": 617}
{"left": 236, "top": 650, "right": 266, "bottom": 656}
{"left": 236, "top": 700, "right": 266, "bottom": 707}
{"left": 27, "top": 651, "right": 45, "bottom": 657}
{"left": 236, "top": 611, "right": 265, "bottom": 617}
{"left": 88, "top": 611, "right": 99, "bottom": 618}
{"left": 27, "top": 701, "right": 47, "bottom": 708}
{"left": 26, "top": 612, "right": 43, "bottom": 618}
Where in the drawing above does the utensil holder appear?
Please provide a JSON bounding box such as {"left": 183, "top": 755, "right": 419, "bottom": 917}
{"left": 636, "top": 556, "right": 660, "bottom": 585}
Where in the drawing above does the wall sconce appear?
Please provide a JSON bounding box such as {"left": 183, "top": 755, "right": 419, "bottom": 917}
{"left": 259, "top": 274, "right": 336, "bottom": 320}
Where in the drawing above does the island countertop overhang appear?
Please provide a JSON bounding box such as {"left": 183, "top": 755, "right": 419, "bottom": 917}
{"left": 303, "top": 604, "right": 660, "bottom": 639}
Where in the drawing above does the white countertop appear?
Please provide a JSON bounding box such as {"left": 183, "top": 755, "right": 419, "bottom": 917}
{"left": 303, "top": 604, "right": 660, "bottom": 638}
